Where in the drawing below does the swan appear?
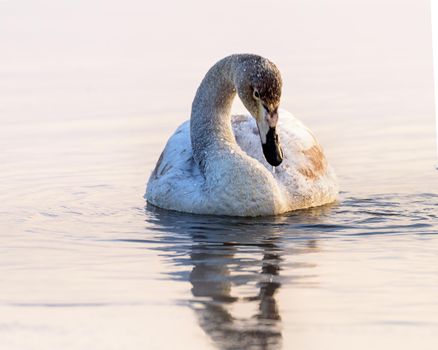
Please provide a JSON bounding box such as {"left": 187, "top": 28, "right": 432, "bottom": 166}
{"left": 146, "top": 54, "right": 338, "bottom": 216}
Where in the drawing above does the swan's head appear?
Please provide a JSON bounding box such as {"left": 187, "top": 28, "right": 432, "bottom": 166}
{"left": 235, "top": 56, "right": 284, "bottom": 167}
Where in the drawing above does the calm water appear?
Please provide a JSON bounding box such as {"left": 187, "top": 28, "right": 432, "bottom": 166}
{"left": 2, "top": 0, "right": 438, "bottom": 349}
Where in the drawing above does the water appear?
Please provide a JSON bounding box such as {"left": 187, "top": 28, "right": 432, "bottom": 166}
{"left": 1, "top": 0, "right": 438, "bottom": 349}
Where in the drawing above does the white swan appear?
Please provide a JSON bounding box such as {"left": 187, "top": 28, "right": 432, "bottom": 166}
{"left": 146, "top": 54, "right": 338, "bottom": 216}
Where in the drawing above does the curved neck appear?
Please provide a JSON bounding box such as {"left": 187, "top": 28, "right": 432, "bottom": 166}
{"left": 190, "top": 56, "right": 238, "bottom": 168}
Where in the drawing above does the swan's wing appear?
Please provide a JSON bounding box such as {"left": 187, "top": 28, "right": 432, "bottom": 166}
{"left": 146, "top": 121, "right": 205, "bottom": 212}
{"left": 232, "top": 110, "right": 338, "bottom": 204}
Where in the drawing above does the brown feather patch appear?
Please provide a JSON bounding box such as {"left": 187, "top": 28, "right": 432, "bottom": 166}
{"left": 298, "top": 144, "right": 327, "bottom": 180}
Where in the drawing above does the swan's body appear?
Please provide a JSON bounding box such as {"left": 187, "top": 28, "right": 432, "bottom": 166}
{"left": 146, "top": 54, "right": 338, "bottom": 216}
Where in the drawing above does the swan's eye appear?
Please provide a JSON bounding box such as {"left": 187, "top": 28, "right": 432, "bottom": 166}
{"left": 253, "top": 90, "right": 260, "bottom": 99}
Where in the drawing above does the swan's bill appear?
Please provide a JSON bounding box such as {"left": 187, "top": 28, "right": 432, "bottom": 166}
{"left": 256, "top": 101, "right": 284, "bottom": 167}
{"left": 261, "top": 126, "right": 284, "bottom": 167}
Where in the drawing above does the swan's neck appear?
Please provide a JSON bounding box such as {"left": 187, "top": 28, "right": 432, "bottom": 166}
{"left": 190, "top": 57, "right": 238, "bottom": 169}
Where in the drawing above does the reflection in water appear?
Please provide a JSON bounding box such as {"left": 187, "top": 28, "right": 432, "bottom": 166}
{"left": 189, "top": 235, "right": 283, "bottom": 349}
{"left": 140, "top": 194, "right": 438, "bottom": 349}
{"left": 146, "top": 205, "right": 325, "bottom": 350}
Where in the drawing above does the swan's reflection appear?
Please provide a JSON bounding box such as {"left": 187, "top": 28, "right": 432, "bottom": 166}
{"left": 188, "top": 233, "right": 283, "bottom": 349}
{"left": 146, "top": 205, "right": 328, "bottom": 350}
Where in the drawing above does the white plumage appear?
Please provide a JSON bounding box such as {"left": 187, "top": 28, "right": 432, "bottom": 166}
{"left": 146, "top": 110, "right": 338, "bottom": 216}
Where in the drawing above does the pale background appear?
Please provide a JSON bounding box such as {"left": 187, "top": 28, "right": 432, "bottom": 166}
{"left": 1, "top": 1, "right": 437, "bottom": 349}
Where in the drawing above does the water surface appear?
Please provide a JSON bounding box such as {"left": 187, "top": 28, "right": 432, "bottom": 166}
{"left": 1, "top": 0, "right": 438, "bottom": 349}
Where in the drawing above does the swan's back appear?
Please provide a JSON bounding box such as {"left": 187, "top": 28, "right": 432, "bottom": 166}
{"left": 146, "top": 110, "right": 338, "bottom": 215}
